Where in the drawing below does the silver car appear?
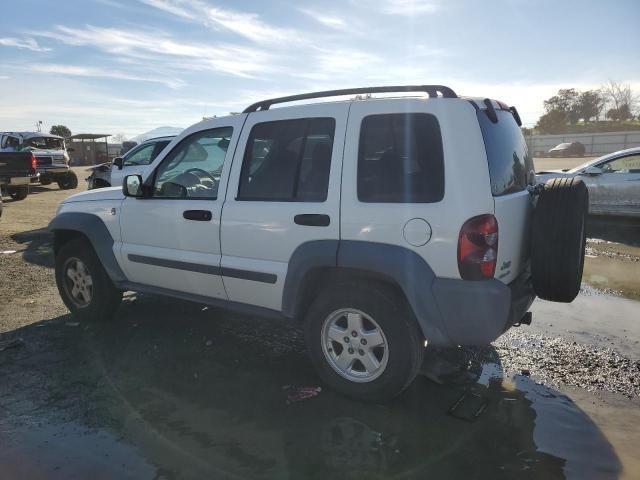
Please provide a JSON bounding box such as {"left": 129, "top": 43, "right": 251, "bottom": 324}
{"left": 536, "top": 147, "right": 640, "bottom": 217}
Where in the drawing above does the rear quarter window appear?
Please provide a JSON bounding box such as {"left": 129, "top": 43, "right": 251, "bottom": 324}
{"left": 477, "top": 109, "right": 534, "bottom": 196}
{"left": 358, "top": 113, "right": 444, "bottom": 203}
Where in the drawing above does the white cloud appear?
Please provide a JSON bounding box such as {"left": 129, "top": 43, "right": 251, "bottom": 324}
{"left": 380, "top": 0, "right": 440, "bottom": 15}
{"left": 0, "top": 76, "right": 8, "bottom": 80}
{"left": 33, "top": 25, "right": 275, "bottom": 78}
{"left": 0, "top": 37, "right": 51, "bottom": 52}
{"left": 29, "top": 64, "right": 185, "bottom": 89}
{"left": 349, "top": 0, "right": 440, "bottom": 16}
{"left": 139, "top": 0, "right": 299, "bottom": 44}
{"left": 298, "top": 8, "right": 349, "bottom": 31}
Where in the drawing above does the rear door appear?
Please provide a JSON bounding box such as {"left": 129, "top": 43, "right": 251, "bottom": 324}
{"left": 220, "top": 104, "right": 347, "bottom": 311}
{"left": 476, "top": 106, "right": 535, "bottom": 283}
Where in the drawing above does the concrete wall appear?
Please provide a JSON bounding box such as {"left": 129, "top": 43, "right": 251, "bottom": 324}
{"left": 526, "top": 131, "right": 640, "bottom": 156}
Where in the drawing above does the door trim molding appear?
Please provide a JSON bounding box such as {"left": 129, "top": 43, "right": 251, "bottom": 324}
{"left": 128, "top": 254, "right": 277, "bottom": 284}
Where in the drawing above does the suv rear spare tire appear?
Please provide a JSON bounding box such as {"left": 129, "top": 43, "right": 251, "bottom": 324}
{"left": 531, "top": 177, "right": 588, "bottom": 302}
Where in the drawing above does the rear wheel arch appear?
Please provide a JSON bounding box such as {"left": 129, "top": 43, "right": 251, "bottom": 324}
{"left": 291, "top": 266, "right": 408, "bottom": 322}
{"left": 283, "top": 240, "right": 450, "bottom": 346}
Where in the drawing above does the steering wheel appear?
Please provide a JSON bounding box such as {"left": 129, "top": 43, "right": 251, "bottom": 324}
{"left": 184, "top": 168, "right": 217, "bottom": 184}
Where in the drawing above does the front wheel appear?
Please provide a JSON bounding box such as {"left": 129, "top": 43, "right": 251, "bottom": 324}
{"left": 57, "top": 171, "right": 78, "bottom": 190}
{"left": 304, "top": 281, "right": 424, "bottom": 402}
{"left": 55, "top": 238, "right": 122, "bottom": 321}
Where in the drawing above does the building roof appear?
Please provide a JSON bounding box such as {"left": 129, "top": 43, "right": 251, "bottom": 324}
{"left": 69, "top": 134, "right": 111, "bottom": 140}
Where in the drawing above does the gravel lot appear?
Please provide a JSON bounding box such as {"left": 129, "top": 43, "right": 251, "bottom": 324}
{"left": 1, "top": 166, "right": 639, "bottom": 479}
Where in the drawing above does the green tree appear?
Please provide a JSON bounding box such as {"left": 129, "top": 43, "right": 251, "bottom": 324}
{"left": 50, "top": 125, "right": 72, "bottom": 139}
{"left": 575, "top": 90, "right": 604, "bottom": 122}
{"left": 607, "top": 104, "right": 632, "bottom": 122}
{"left": 536, "top": 110, "right": 567, "bottom": 134}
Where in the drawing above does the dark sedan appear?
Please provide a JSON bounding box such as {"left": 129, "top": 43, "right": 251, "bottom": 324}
{"left": 548, "top": 141, "right": 586, "bottom": 157}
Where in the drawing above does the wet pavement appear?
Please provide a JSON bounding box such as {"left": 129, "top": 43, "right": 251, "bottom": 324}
{"left": 1, "top": 293, "right": 638, "bottom": 480}
{"left": 1, "top": 176, "right": 639, "bottom": 479}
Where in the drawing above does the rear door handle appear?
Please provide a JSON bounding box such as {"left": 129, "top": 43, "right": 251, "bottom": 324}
{"left": 183, "top": 210, "right": 212, "bottom": 221}
{"left": 294, "top": 214, "right": 330, "bottom": 227}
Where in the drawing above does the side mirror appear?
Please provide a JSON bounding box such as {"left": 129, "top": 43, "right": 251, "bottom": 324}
{"left": 583, "top": 166, "right": 603, "bottom": 176}
{"left": 123, "top": 174, "right": 144, "bottom": 197}
{"left": 113, "top": 157, "right": 124, "bottom": 170}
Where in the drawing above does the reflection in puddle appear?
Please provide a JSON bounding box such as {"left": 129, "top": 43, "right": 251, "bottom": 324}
{"left": 0, "top": 298, "right": 624, "bottom": 479}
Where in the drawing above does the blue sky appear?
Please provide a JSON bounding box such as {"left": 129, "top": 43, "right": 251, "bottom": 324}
{"left": 0, "top": 0, "right": 638, "bottom": 137}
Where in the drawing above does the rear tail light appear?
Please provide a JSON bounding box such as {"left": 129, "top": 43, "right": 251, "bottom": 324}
{"left": 457, "top": 214, "right": 498, "bottom": 280}
{"left": 30, "top": 153, "right": 37, "bottom": 174}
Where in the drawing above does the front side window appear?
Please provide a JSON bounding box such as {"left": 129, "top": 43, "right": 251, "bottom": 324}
{"left": 600, "top": 154, "right": 640, "bottom": 173}
{"left": 123, "top": 143, "right": 155, "bottom": 167}
{"left": 153, "top": 127, "right": 233, "bottom": 199}
{"left": 238, "top": 118, "right": 335, "bottom": 202}
{"left": 358, "top": 113, "right": 444, "bottom": 203}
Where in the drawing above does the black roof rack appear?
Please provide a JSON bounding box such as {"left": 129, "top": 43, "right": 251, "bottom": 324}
{"left": 242, "top": 85, "right": 457, "bottom": 113}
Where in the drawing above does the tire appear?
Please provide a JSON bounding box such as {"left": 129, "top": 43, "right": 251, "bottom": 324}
{"left": 531, "top": 177, "right": 588, "bottom": 302}
{"left": 57, "top": 171, "right": 78, "bottom": 190}
{"left": 55, "top": 238, "right": 122, "bottom": 321}
{"left": 8, "top": 185, "right": 29, "bottom": 201}
{"left": 304, "top": 281, "right": 424, "bottom": 402}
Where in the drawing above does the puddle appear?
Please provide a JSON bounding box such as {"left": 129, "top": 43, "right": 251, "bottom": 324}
{"left": 0, "top": 296, "right": 635, "bottom": 479}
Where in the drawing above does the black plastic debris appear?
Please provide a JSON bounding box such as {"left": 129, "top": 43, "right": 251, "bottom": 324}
{"left": 283, "top": 385, "right": 322, "bottom": 404}
{"left": 448, "top": 390, "right": 488, "bottom": 421}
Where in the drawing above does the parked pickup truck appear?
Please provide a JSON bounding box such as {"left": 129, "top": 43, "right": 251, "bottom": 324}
{"left": 0, "top": 151, "right": 38, "bottom": 201}
{"left": 0, "top": 132, "right": 78, "bottom": 190}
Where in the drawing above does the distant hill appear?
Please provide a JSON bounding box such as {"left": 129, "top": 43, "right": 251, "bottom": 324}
{"left": 130, "top": 126, "right": 183, "bottom": 144}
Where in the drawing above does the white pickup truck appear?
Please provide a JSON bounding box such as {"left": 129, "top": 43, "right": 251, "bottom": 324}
{"left": 1, "top": 132, "right": 78, "bottom": 190}
{"left": 49, "top": 85, "right": 588, "bottom": 401}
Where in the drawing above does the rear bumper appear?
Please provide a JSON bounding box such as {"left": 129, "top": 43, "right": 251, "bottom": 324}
{"left": 0, "top": 175, "right": 35, "bottom": 186}
{"left": 431, "top": 269, "right": 535, "bottom": 346}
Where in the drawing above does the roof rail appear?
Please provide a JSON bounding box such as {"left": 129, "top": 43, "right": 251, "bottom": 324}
{"left": 242, "top": 85, "right": 457, "bottom": 113}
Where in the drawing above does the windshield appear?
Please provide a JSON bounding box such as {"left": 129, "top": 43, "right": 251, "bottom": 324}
{"left": 20, "top": 137, "right": 64, "bottom": 151}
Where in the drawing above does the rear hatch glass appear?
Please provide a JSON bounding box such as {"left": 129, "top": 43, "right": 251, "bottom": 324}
{"left": 477, "top": 108, "right": 534, "bottom": 284}
{"left": 477, "top": 109, "right": 534, "bottom": 196}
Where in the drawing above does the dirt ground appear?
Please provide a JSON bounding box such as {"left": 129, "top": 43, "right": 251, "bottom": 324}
{"left": 1, "top": 166, "right": 639, "bottom": 479}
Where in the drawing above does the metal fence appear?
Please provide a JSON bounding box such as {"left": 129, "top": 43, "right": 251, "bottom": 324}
{"left": 526, "top": 131, "right": 640, "bottom": 157}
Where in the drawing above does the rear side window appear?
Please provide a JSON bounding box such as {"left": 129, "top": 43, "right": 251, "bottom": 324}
{"left": 238, "top": 118, "right": 335, "bottom": 202}
{"left": 358, "top": 113, "right": 444, "bottom": 203}
{"left": 477, "top": 109, "right": 534, "bottom": 196}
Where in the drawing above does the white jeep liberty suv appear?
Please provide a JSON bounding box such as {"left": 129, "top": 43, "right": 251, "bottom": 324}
{"left": 50, "top": 86, "right": 588, "bottom": 402}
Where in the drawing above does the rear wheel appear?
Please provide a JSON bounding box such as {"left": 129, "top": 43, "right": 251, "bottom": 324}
{"left": 531, "top": 177, "right": 588, "bottom": 302}
{"left": 304, "top": 281, "right": 424, "bottom": 402}
{"left": 57, "top": 171, "right": 78, "bottom": 190}
{"left": 55, "top": 238, "right": 122, "bottom": 321}
{"left": 8, "top": 185, "right": 29, "bottom": 201}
